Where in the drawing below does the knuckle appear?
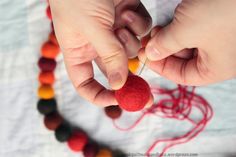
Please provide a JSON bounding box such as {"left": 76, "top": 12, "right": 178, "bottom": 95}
{"left": 100, "top": 47, "right": 124, "bottom": 64}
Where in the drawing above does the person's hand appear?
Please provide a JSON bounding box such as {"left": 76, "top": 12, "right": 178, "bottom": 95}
{"left": 49, "top": 0, "right": 152, "bottom": 106}
{"left": 139, "top": 0, "right": 236, "bottom": 86}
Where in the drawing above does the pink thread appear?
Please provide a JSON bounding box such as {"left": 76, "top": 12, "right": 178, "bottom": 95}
{"left": 112, "top": 85, "right": 213, "bottom": 157}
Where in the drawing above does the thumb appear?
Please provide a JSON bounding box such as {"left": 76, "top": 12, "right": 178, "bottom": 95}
{"left": 145, "top": 22, "right": 189, "bottom": 61}
{"left": 84, "top": 23, "right": 128, "bottom": 90}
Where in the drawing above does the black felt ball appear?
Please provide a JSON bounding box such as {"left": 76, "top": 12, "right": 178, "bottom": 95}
{"left": 55, "top": 124, "right": 72, "bottom": 142}
{"left": 113, "top": 150, "right": 127, "bottom": 157}
{"left": 37, "top": 98, "right": 57, "bottom": 115}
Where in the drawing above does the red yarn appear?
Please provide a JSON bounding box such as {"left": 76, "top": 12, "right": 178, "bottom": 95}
{"left": 112, "top": 85, "right": 213, "bottom": 157}
{"left": 67, "top": 131, "right": 88, "bottom": 152}
{"left": 115, "top": 75, "right": 151, "bottom": 112}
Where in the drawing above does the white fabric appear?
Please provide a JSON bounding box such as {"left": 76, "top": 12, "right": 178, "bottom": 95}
{"left": 0, "top": 0, "right": 236, "bottom": 157}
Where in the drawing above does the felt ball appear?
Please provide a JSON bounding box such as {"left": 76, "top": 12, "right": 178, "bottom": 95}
{"left": 83, "top": 143, "right": 99, "bottom": 157}
{"left": 38, "top": 57, "right": 56, "bottom": 72}
{"left": 46, "top": 6, "right": 52, "bottom": 20}
{"left": 96, "top": 149, "right": 112, "bottom": 157}
{"left": 128, "top": 57, "right": 140, "bottom": 74}
{"left": 38, "top": 85, "right": 54, "bottom": 99}
{"left": 41, "top": 41, "right": 59, "bottom": 59}
{"left": 49, "top": 31, "right": 59, "bottom": 45}
{"left": 115, "top": 75, "right": 151, "bottom": 112}
{"left": 113, "top": 150, "right": 127, "bottom": 157}
{"left": 67, "top": 131, "right": 88, "bottom": 152}
{"left": 104, "top": 105, "right": 122, "bottom": 119}
{"left": 37, "top": 98, "right": 57, "bottom": 115}
{"left": 55, "top": 124, "right": 72, "bottom": 142}
{"left": 44, "top": 112, "right": 63, "bottom": 130}
{"left": 38, "top": 71, "right": 55, "bottom": 85}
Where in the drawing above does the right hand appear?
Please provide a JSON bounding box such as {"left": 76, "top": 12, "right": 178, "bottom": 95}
{"left": 139, "top": 0, "right": 236, "bottom": 86}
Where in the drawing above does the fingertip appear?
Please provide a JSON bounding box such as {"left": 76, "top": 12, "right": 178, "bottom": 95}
{"left": 138, "top": 48, "right": 147, "bottom": 63}
{"left": 116, "top": 28, "right": 141, "bottom": 58}
{"left": 121, "top": 10, "right": 152, "bottom": 37}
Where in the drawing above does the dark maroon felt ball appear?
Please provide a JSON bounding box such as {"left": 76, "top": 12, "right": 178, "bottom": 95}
{"left": 44, "top": 112, "right": 63, "bottom": 131}
{"left": 104, "top": 105, "right": 122, "bottom": 119}
{"left": 38, "top": 57, "right": 56, "bottom": 72}
{"left": 83, "top": 143, "right": 99, "bottom": 157}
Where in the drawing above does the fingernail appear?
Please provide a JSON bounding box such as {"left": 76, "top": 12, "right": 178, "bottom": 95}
{"left": 146, "top": 45, "right": 161, "bottom": 59}
{"left": 118, "top": 31, "right": 128, "bottom": 44}
{"left": 108, "top": 72, "right": 122, "bottom": 89}
{"left": 124, "top": 12, "right": 135, "bottom": 23}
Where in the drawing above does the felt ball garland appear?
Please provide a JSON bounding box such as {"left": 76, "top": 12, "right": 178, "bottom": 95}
{"left": 37, "top": 2, "right": 214, "bottom": 157}
{"left": 37, "top": 3, "right": 127, "bottom": 157}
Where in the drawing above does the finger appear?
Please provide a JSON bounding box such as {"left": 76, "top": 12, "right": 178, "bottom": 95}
{"left": 174, "top": 48, "right": 195, "bottom": 59}
{"left": 116, "top": 28, "right": 141, "bottom": 58}
{"left": 64, "top": 60, "right": 117, "bottom": 107}
{"left": 139, "top": 49, "right": 208, "bottom": 86}
{"left": 121, "top": 9, "right": 152, "bottom": 37}
{"left": 150, "top": 27, "right": 194, "bottom": 60}
{"left": 62, "top": 43, "right": 97, "bottom": 65}
{"left": 84, "top": 23, "right": 128, "bottom": 90}
{"left": 151, "top": 26, "right": 162, "bottom": 37}
{"left": 145, "top": 19, "right": 192, "bottom": 61}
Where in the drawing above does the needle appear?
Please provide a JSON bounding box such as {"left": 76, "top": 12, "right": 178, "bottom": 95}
{"left": 138, "top": 58, "right": 148, "bottom": 76}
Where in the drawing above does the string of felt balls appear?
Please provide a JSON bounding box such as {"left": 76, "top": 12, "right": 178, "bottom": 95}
{"left": 37, "top": 3, "right": 128, "bottom": 157}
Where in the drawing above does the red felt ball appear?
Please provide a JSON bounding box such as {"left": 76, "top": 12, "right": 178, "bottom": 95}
{"left": 67, "top": 131, "right": 88, "bottom": 152}
{"left": 115, "top": 75, "right": 151, "bottom": 112}
{"left": 46, "top": 6, "right": 52, "bottom": 20}
{"left": 104, "top": 105, "right": 122, "bottom": 119}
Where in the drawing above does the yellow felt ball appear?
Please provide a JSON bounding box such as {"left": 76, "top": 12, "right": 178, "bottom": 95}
{"left": 38, "top": 85, "right": 54, "bottom": 99}
{"left": 128, "top": 57, "right": 140, "bottom": 74}
{"left": 96, "top": 149, "right": 112, "bottom": 157}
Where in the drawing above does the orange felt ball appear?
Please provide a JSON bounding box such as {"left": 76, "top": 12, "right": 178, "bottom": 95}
{"left": 41, "top": 41, "right": 60, "bottom": 59}
{"left": 38, "top": 85, "right": 54, "bottom": 99}
{"left": 67, "top": 131, "right": 88, "bottom": 152}
{"left": 38, "top": 71, "right": 55, "bottom": 85}
{"left": 49, "top": 32, "right": 58, "bottom": 45}
{"left": 128, "top": 57, "right": 140, "bottom": 74}
{"left": 115, "top": 75, "right": 151, "bottom": 112}
{"left": 96, "top": 149, "right": 112, "bottom": 157}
